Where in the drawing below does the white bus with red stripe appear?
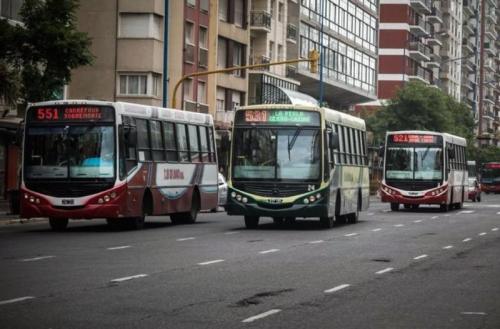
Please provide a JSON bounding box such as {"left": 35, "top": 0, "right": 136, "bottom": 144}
{"left": 20, "top": 100, "right": 218, "bottom": 230}
{"left": 380, "top": 131, "right": 467, "bottom": 212}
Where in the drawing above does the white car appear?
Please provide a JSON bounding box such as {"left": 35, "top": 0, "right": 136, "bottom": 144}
{"left": 217, "top": 173, "right": 228, "bottom": 207}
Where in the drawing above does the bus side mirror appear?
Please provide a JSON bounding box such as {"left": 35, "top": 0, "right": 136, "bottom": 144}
{"left": 123, "top": 124, "right": 137, "bottom": 147}
{"left": 378, "top": 146, "right": 385, "bottom": 157}
{"left": 15, "top": 123, "right": 24, "bottom": 146}
{"left": 448, "top": 148, "right": 455, "bottom": 159}
{"left": 329, "top": 131, "right": 339, "bottom": 149}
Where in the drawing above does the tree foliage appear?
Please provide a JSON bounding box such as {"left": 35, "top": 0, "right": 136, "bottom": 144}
{"left": 364, "top": 81, "right": 474, "bottom": 145}
{"left": 0, "top": 0, "right": 93, "bottom": 106}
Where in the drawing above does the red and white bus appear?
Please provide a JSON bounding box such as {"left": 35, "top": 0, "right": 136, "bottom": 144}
{"left": 20, "top": 100, "right": 219, "bottom": 230}
{"left": 480, "top": 162, "right": 500, "bottom": 194}
{"left": 380, "top": 131, "right": 467, "bottom": 211}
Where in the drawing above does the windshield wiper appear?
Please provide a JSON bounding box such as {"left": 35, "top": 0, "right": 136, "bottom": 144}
{"left": 288, "top": 126, "right": 303, "bottom": 153}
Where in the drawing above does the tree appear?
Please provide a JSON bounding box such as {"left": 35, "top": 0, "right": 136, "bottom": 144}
{"left": 0, "top": 0, "right": 93, "bottom": 106}
{"left": 364, "top": 81, "right": 474, "bottom": 146}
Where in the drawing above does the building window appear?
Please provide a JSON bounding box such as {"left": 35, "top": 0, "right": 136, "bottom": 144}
{"left": 197, "top": 80, "right": 207, "bottom": 104}
{"left": 183, "top": 78, "right": 194, "bottom": 101}
{"left": 234, "top": 0, "right": 244, "bottom": 27}
{"left": 232, "top": 91, "right": 241, "bottom": 111}
{"left": 120, "top": 13, "right": 162, "bottom": 39}
{"left": 185, "top": 21, "right": 194, "bottom": 45}
{"left": 119, "top": 74, "right": 147, "bottom": 95}
{"left": 269, "top": 41, "right": 274, "bottom": 60}
{"left": 278, "top": 2, "right": 284, "bottom": 22}
{"left": 186, "top": 0, "right": 196, "bottom": 8}
{"left": 233, "top": 43, "right": 243, "bottom": 76}
{"left": 200, "top": 0, "right": 209, "bottom": 13}
{"left": 219, "top": 0, "right": 228, "bottom": 21}
{"left": 199, "top": 26, "right": 208, "bottom": 48}
{"left": 270, "top": 0, "right": 275, "bottom": 18}
{"left": 152, "top": 74, "right": 162, "bottom": 97}
{"left": 216, "top": 87, "right": 225, "bottom": 111}
{"left": 217, "top": 37, "right": 228, "bottom": 68}
{"left": 278, "top": 44, "right": 283, "bottom": 60}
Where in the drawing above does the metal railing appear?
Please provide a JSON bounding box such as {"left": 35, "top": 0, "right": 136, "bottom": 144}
{"left": 430, "top": 5, "right": 442, "bottom": 18}
{"left": 287, "top": 23, "right": 297, "bottom": 42}
{"left": 250, "top": 11, "right": 272, "bottom": 30}
{"left": 409, "top": 41, "right": 431, "bottom": 56}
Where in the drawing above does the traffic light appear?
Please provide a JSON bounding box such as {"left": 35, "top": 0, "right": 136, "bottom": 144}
{"left": 308, "top": 49, "right": 320, "bottom": 74}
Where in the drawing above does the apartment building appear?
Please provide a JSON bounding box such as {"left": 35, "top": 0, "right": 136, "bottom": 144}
{"left": 288, "top": 0, "right": 379, "bottom": 109}
{"left": 377, "top": 0, "right": 442, "bottom": 102}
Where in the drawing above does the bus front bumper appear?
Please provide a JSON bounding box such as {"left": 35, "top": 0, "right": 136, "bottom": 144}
{"left": 226, "top": 200, "right": 328, "bottom": 218}
{"left": 481, "top": 184, "right": 500, "bottom": 193}
{"left": 381, "top": 192, "right": 447, "bottom": 205}
{"left": 21, "top": 202, "right": 122, "bottom": 219}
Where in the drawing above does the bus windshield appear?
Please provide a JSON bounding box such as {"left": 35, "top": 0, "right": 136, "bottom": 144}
{"left": 481, "top": 168, "right": 500, "bottom": 182}
{"left": 385, "top": 146, "right": 443, "bottom": 180}
{"left": 24, "top": 125, "right": 115, "bottom": 179}
{"left": 232, "top": 128, "right": 321, "bottom": 181}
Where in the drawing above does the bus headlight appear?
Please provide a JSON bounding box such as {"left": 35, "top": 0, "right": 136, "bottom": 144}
{"left": 231, "top": 192, "right": 236, "bottom": 198}
{"left": 110, "top": 192, "right": 117, "bottom": 199}
{"left": 242, "top": 197, "right": 248, "bottom": 203}
{"left": 104, "top": 195, "right": 111, "bottom": 202}
{"left": 236, "top": 195, "right": 242, "bottom": 201}
{"left": 303, "top": 198, "right": 309, "bottom": 204}
{"left": 309, "top": 195, "right": 316, "bottom": 202}
{"left": 29, "top": 196, "right": 35, "bottom": 203}
{"left": 316, "top": 193, "right": 321, "bottom": 199}
{"left": 98, "top": 198, "right": 104, "bottom": 204}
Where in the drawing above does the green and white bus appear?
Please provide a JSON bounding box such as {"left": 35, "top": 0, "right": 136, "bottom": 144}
{"left": 225, "top": 104, "right": 369, "bottom": 229}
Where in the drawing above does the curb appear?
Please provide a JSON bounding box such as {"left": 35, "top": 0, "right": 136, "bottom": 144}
{"left": 0, "top": 217, "right": 47, "bottom": 226}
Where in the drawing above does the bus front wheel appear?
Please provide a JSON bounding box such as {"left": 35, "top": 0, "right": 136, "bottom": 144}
{"left": 320, "top": 216, "right": 334, "bottom": 229}
{"left": 244, "top": 216, "right": 259, "bottom": 229}
{"left": 49, "top": 218, "right": 68, "bottom": 231}
{"left": 390, "top": 203, "right": 399, "bottom": 211}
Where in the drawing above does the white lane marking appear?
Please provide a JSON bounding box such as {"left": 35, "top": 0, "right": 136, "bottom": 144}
{"left": 478, "top": 232, "right": 487, "bottom": 236}
{"left": 372, "top": 228, "right": 382, "bottom": 232}
{"left": 492, "top": 228, "right": 499, "bottom": 231}
{"left": 444, "top": 214, "right": 450, "bottom": 217}
{"left": 394, "top": 224, "right": 404, "bottom": 227}
{"left": 242, "top": 309, "right": 282, "bottom": 323}
{"left": 459, "top": 210, "right": 474, "bottom": 214}
{"left": 463, "top": 238, "right": 472, "bottom": 242}
{"left": 176, "top": 237, "right": 195, "bottom": 241}
{"left": 324, "top": 284, "right": 350, "bottom": 293}
{"left": 0, "top": 296, "right": 35, "bottom": 306}
{"left": 20, "top": 256, "right": 55, "bottom": 262}
{"left": 413, "top": 254, "right": 428, "bottom": 260}
{"left": 110, "top": 274, "right": 148, "bottom": 283}
{"left": 431, "top": 216, "right": 439, "bottom": 219}
{"left": 344, "top": 233, "right": 358, "bottom": 237}
{"left": 198, "top": 259, "right": 225, "bottom": 266}
{"left": 107, "top": 245, "right": 131, "bottom": 250}
{"left": 496, "top": 211, "right": 500, "bottom": 215}
{"left": 443, "top": 245, "right": 454, "bottom": 250}
{"left": 383, "top": 210, "right": 391, "bottom": 213}
{"left": 224, "top": 231, "right": 240, "bottom": 235}
{"left": 413, "top": 220, "right": 423, "bottom": 223}
{"left": 309, "top": 240, "right": 324, "bottom": 244}
{"left": 375, "top": 267, "right": 394, "bottom": 275}
{"left": 367, "top": 212, "right": 375, "bottom": 216}
{"left": 461, "top": 312, "right": 487, "bottom": 315}
{"left": 259, "top": 249, "right": 280, "bottom": 254}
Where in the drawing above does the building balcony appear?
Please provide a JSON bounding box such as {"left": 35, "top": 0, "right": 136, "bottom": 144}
{"left": 286, "top": 23, "right": 298, "bottom": 44}
{"left": 484, "top": 42, "right": 496, "bottom": 56}
{"left": 215, "top": 110, "right": 235, "bottom": 126}
{"left": 487, "top": 0, "right": 496, "bottom": 8}
{"left": 462, "top": 39, "right": 474, "bottom": 54}
{"left": 486, "top": 10, "right": 497, "bottom": 24}
{"left": 184, "top": 100, "right": 209, "bottom": 114}
{"left": 410, "top": 0, "right": 431, "bottom": 15}
{"left": 249, "top": 55, "right": 271, "bottom": 71}
{"left": 427, "top": 6, "right": 443, "bottom": 24}
{"left": 463, "top": 24, "right": 475, "bottom": 36}
{"left": 485, "top": 94, "right": 496, "bottom": 105}
{"left": 426, "top": 52, "right": 441, "bottom": 68}
{"left": 408, "top": 41, "right": 431, "bottom": 61}
{"left": 426, "top": 34, "right": 442, "bottom": 46}
{"left": 463, "top": 0, "right": 476, "bottom": 17}
{"left": 409, "top": 16, "right": 430, "bottom": 37}
{"left": 250, "top": 11, "right": 271, "bottom": 32}
{"left": 485, "top": 29, "right": 498, "bottom": 42}
{"left": 485, "top": 60, "right": 496, "bottom": 72}
{"left": 408, "top": 65, "right": 432, "bottom": 84}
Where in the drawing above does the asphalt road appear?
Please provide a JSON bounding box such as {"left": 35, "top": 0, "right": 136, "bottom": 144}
{"left": 1, "top": 196, "right": 499, "bottom": 329}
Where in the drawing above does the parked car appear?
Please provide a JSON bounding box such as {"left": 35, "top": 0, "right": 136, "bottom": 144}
{"left": 468, "top": 178, "right": 481, "bottom": 202}
{"left": 218, "top": 173, "right": 228, "bottom": 208}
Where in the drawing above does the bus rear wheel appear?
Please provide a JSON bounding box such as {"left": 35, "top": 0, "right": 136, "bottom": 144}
{"left": 244, "top": 216, "right": 259, "bottom": 229}
{"left": 390, "top": 203, "right": 399, "bottom": 211}
{"left": 440, "top": 204, "right": 448, "bottom": 212}
{"left": 49, "top": 218, "right": 68, "bottom": 231}
{"left": 347, "top": 209, "right": 359, "bottom": 224}
{"left": 128, "top": 216, "right": 145, "bottom": 230}
{"left": 170, "top": 191, "right": 200, "bottom": 224}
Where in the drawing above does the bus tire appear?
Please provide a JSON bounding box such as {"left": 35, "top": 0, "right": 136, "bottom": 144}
{"left": 440, "top": 204, "right": 448, "bottom": 212}
{"left": 347, "top": 209, "right": 359, "bottom": 224}
{"left": 49, "top": 218, "right": 68, "bottom": 231}
{"left": 244, "top": 216, "right": 259, "bottom": 229}
{"left": 170, "top": 190, "right": 200, "bottom": 224}
{"left": 411, "top": 204, "right": 419, "bottom": 210}
{"left": 320, "top": 216, "right": 334, "bottom": 229}
{"left": 128, "top": 215, "right": 145, "bottom": 230}
{"left": 477, "top": 193, "right": 481, "bottom": 202}
{"left": 285, "top": 217, "right": 296, "bottom": 225}
{"left": 390, "top": 203, "right": 399, "bottom": 211}
{"left": 334, "top": 192, "right": 346, "bottom": 224}
{"left": 106, "top": 218, "right": 122, "bottom": 230}
{"left": 403, "top": 204, "right": 411, "bottom": 209}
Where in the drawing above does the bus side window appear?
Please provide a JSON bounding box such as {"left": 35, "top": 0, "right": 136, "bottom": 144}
{"left": 199, "top": 126, "right": 210, "bottom": 162}
{"left": 338, "top": 126, "right": 346, "bottom": 164}
{"left": 208, "top": 127, "right": 216, "bottom": 163}
{"left": 333, "top": 124, "right": 340, "bottom": 164}
{"left": 360, "top": 131, "right": 367, "bottom": 165}
{"left": 324, "top": 130, "right": 331, "bottom": 178}
{"left": 176, "top": 124, "right": 190, "bottom": 162}
{"left": 188, "top": 124, "right": 201, "bottom": 162}
{"left": 136, "top": 119, "right": 151, "bottom": 161}
{"left": 163, "top": 122, "right": 178, "bottom": 162}
{"left": 122, "top": 116, "right": 138, "bottom": 176}
{"left": 149, "top": 120, "right": 164, "bottom": 161}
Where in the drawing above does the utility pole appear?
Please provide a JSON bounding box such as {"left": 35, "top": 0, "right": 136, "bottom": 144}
{"left": 477, "top": 0, "right": 486, "bottom": 143}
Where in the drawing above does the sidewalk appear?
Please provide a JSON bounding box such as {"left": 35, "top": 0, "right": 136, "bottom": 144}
{"left": 0, "top": 212, "right": 47, "bottom": 225}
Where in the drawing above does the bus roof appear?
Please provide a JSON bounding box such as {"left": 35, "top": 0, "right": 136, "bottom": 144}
{"left": 386, "top": 130, "right": 467, "bottom": 146}
{"left": 238, "top": 104, "right": 365, "bottom": 130}
{"left": 27, "top": 100, "right": 214, "bottom": 125}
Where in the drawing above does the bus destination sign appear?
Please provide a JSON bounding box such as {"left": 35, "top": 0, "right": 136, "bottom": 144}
{"left": 238, "top": 110, "right": 319, "bottom": 125}
{"left": 28, "top": 106, "right": 114, "bottom": 122}
{"left": 391, "top": 134, "right": 438, "bottom": 144}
